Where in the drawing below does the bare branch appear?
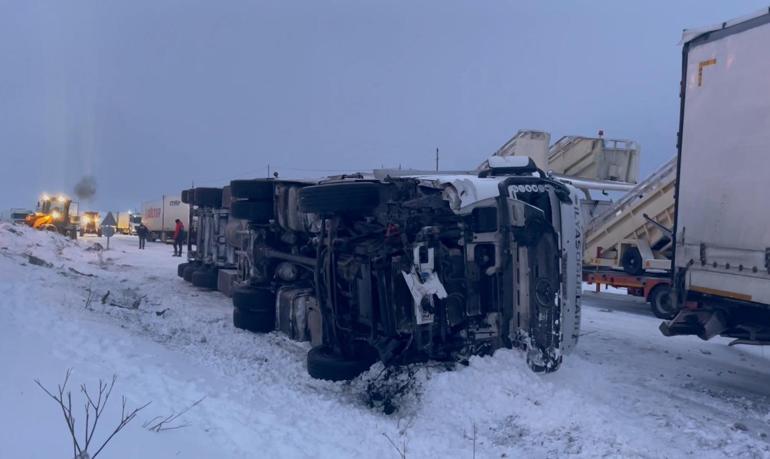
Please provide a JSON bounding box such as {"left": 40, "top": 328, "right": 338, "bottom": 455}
{"left": 382, "top": 433, "right": 407, "bottom": 459}
{"left": 143, "top": 397, "right": 205, "bottom": 432}
{"left": 91, "top": 399, "right": 150, "bottom": 459}
{"left": 35, "top": 371, "right": 150, "bottom": 459}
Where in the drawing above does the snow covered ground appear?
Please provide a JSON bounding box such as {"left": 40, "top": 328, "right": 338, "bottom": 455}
{"left": 2, "top": 223, "right": 770, "bottom": 458}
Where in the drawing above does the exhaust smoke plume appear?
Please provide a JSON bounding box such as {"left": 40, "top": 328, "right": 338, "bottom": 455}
{"left": 74, "top": 176, "right": 97, "bottom": 201}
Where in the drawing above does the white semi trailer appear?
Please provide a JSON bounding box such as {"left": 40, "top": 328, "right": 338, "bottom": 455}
{"left": 141, "top": 195, "right": 189, "bottom": 242}
{"left": 662, "top": 9, "right": 770, "bottom": 344}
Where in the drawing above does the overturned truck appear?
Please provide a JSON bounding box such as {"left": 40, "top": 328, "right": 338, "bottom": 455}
{"left": 227, "top": 157, "right": 582, "bottom": 380}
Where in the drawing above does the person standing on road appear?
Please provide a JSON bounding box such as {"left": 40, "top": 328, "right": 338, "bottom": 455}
{"left": 172, "top": 218, "right": 185, "bottom": 257}
{"left": 137, "top": 223, "right": 149, "bottom": 249}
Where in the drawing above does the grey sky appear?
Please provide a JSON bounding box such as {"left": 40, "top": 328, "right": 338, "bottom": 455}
{"left": 0, "top": 0, "right": 766, "bottom": 212}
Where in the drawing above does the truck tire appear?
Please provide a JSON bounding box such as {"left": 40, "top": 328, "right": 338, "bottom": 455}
{"left": 649, "top": 284, "right": 677, "bottom": 320}
{"left": 177, "top": 262, "right": 190, "bottom": 278}
{"left": 306, "top": 346, "right": 375, "bottom": 381}
{"left": 230, "top": 200, "right": 273, "bottom": 223}
{"left": 233, "top": 306, "right": 275, "bottom": 333}
{"left": 232, "top": 287, "right": 275, "bottom": 332}
{"left": 182, "top": 263, "right": 199, "bottom": 282}
{"left": 230, "top": 179, "right": 274, "bottom": 201}
{"left": 192, "top": 267, "right": 218, "bottom": 289}
{"left": 232, "top": 286, "right": 274, "bottom": 310}
{"left": 299, "top": 182, "right": 384, "bottom": 215}
{"left": 621, "top": 247, "right": 644, "bottom": 275}
{"left": 193, "top": 188, "right": 223, "bottom": 208}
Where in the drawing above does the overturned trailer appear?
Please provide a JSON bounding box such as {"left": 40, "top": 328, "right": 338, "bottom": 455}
{"left": 227, "top": 156, "right": 583, "bottom": 380}
{"left": 178, "top": 187, "right": 244, "bottom": 295}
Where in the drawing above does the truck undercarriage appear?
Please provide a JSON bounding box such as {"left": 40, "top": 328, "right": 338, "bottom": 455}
{"left": 223, "top": 161, "right": 582, "bottom": 380}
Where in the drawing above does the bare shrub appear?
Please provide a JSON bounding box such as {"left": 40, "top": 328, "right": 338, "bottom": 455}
{"left": 143, "top": 396, "right": 206, "bottom": 432}
{"left": 34, "top": 369, "right": 150, "bottom": 459}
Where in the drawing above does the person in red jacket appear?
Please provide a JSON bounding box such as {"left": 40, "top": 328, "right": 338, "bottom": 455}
{"left": 172, "top": 219, "right": 185, "bottom": 257}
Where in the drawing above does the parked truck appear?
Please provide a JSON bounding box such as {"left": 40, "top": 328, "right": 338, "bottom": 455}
{"left": 116, "top": 211, "right": 142, "bottom": 235}
{"left": 662, "top": 9, "right": 770, "bottom": 344}
{"left": 582, "top": 157, "right": 678, "bottom": 319}
{"left": 141, "top": 195, "right": 189, "bottom": 242}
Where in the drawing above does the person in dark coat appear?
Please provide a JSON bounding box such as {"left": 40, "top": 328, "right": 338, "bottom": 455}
{"left": 137, "top": 223, "right": 148, "bottom": 249}
{"left": 172, "top": 219, "right": 185, "bottom": 257}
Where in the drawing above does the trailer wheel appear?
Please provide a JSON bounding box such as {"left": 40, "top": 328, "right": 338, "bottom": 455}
{"left": 299, "top": 182, "right": 384, "bottom": 215}
{"left": 233, "top": 306, "right": 275, "bottom": 333}
{"left": 232, "top": 286, "right": 275, "bottom": 332}
{"left": 230, "top": 179, "right": 274, "bottom": 201}
{"left": 193, "top": 188, "right": 223, "bottom": 208}
{"left": 621, "top": 247, "right": 644, "bottom": 275}
{"left": 649, "top": 284, "right": 677, "bottom": 320}
{"left": 230, "top": 200, "right": 273, "bottom": 223}
{"left": 182, "top": 263, "right": 199, "bottom": 282}
{"left": 192, "top": 267, "right": 218, "bottom": 289}
{"left": 232, "top": 286, "right": 274, "bottom": 310}
{"left": 306, "top": 345, "right": 376, "bottom": 381}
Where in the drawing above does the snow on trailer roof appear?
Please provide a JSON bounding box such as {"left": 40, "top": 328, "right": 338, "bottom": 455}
{"left": 681, "top": 6, "right": 770, "bottom": 45}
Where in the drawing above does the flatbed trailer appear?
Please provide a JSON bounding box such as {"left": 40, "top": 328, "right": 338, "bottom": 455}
{"left": 583, "top": 268, "right": 676, "bottom": 319}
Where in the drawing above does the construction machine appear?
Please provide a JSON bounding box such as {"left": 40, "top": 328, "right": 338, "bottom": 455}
{"left": 25, "top": 194, "right": 78, "bottom": 239}
{"left": 79, "top": 211, "right": 102, "bottom": 236}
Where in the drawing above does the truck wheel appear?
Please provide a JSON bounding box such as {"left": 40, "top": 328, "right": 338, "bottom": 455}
{"left": 231, "top": 287, "right": 275, "bottom": 332}
{"left": 233, "top": 306, "right": 275, "bottom": 333}
{"left": 232, "top": 286, "right": 274, "bottom": 309}
{"left": 230, "top": 200, "right": 273, "bottom": 223}
{"left": 621, "top": 247, "right": 644, "bottom": 275}
{"left": 230, "top": 179, "right": 274, "bottom": 200}
{"left": 299, "top": 182, "right": 384, "bottom": 215}
{"left": 182, "top": 263, "right": 199, "bottom": 282}
{"left": 306, "top": 345, "right": 375, "bottom": 381}
{"left": 649, "top": 284, "right": 677, "bottom": 320}
{"left": 192, "top": 267, "right": 218, "bottom": 289}
{"left": 177, "top": 262, "right": 190, "bottom": 278}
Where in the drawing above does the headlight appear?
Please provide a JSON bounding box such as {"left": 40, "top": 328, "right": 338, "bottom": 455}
{"left": 51, "top": 210, "right": 61, "bottom": 220}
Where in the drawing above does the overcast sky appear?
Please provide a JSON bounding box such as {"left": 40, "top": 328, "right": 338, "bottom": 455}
{"left": 0, "top": 0, "right": 767, "bottom": 212}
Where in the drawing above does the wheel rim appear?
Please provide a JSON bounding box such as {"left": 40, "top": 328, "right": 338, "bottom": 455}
{"left": 657, "top": 290, "right": 675, "bottom": 315}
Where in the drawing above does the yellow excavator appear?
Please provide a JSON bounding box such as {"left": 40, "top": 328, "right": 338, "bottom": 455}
{"left": 25, "top": 194, "right": 79, "bottom": 239}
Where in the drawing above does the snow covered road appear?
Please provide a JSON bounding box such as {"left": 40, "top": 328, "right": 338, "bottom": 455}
{"left": 2, "top": 224, "right": 770, "bottom": 458}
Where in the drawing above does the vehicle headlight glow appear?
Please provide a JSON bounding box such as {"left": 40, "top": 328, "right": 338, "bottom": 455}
{"left": 51, "top": 210, "right": 61, "bottom": 220}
